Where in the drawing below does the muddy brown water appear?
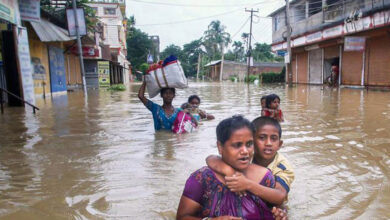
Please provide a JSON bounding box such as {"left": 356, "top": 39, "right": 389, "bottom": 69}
{"left": 0, "top": 82, "right": 389, "bottom": 220}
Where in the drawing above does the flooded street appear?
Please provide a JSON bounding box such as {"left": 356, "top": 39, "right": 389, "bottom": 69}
{"left": 0, "top": 82, "right": 389, "bottom": 220}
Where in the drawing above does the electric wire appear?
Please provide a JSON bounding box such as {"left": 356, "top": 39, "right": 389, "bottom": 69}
{"left": 128, "top": 0, "right": 284, "bottom": 8}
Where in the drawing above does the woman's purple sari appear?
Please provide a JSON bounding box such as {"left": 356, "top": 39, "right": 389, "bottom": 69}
{"left": 182, "top": 166, "right": 275, "bottom": 220}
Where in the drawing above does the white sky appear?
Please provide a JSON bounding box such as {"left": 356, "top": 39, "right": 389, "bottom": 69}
{"left": 125, "top": 0, "right": 285, "bottom": 50}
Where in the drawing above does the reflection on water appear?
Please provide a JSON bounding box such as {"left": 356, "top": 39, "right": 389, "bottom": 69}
{"left": 0, "top": 82, "right": 389, "bottom": 219}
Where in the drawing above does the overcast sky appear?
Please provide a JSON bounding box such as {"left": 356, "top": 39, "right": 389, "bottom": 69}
{"left": 126, "top": 0, "right": 285, "bottom": 50}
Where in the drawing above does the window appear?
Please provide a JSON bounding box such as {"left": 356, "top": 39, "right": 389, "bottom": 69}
{"left": 104, "top": 8, "right": 116, "bottom": 15}
{"left": 309, "top": 0, "right": 322, "bottom": 16}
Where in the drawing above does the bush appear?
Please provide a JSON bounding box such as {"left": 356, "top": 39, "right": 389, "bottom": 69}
{"left": 261, "top": 68, "right": 285, "bottom": 83}
{"left": 244, "top": 75, "right": 258, "bottom": 83}
{"left": 230, "top": 75, "right": 238, "bottom": 82}
{"left": 107, "top": 84, "right": 126, "bottom": 91}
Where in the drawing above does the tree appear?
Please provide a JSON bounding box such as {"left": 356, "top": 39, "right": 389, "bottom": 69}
{"left": 182, "top": 39, "right": 204, "bottom": 77}
{"left": 202, "top": 20, "right": 231, "bottom": 60}
{"left": 252, "top": 43, "right": 282, "bottom": 62}
{"left": 160, "top": 44, "right": 183, "bottom": 61}
{"left": 232, "top": 41, "right": 245, "bottom": 62}
{"left": 126, "top": 28, "right": 153, "bottom": 70}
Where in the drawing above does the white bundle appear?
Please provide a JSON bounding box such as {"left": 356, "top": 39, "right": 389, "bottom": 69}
{"left": 145, "top": 60, "right": 188, "bottom": 98}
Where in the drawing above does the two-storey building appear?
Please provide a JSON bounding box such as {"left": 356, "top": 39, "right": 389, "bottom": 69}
{"left": 270, "top": 0, "right": 390, "bottom": 87}
{"left": 84, "top": 0, "right": 130, "bottom": 88}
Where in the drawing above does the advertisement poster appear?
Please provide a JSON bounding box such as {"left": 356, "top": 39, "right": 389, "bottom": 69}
{"left": 48, "top": 46, "right": 67, "bottom": 93}
{"left": 19, "top": 0, "right": 40, "bottom": 22}
{"left": 17, "top": 27, "right": 36, "bottom": 106}
{"left": 98, "top": 61, "right": 110, "bottom": 87}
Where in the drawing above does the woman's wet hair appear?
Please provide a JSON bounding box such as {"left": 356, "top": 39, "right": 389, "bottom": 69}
{"left": 160, "top": 88, "right": 175, "bottom": 97}
{"left": 261, "top": 95, "right": 267, "bottom": 102}
{"left": 265, "top": 94, "right": 280, "bottom": 108}
{"left": 216, "top": 115, "right": 254, "bottom": 145}
{"left": 252, "top": 116, "right": 282, "bottom": 138}
{"left": 188, "top": 95, "right": 201, "bottom": 104}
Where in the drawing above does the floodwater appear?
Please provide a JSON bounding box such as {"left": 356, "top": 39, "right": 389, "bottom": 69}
{"left": 0, "top": 82, "right": 389, "bottom": 220}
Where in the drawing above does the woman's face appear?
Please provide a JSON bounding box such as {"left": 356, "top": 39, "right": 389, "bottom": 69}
{"left": 161, "top": 89, "right": 175, "bottom": 103}
{"left": 217, "top": 127, "right": 254, "bottom": 171}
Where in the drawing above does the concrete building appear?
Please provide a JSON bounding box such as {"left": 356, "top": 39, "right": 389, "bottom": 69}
{"left": 269, "top": 0, "right": 390, "bottom": 88}
{"left": 205, "top": 60, "right": 284, "bottom": 81}
{"left": 85, "top": 0, "right": 130, "bottom": 88}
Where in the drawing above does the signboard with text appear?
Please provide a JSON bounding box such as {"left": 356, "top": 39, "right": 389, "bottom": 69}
{"left": 19, "top": 0, "right": 40, "bottom": 22}
{"left": 17, "top": 27, "right": 36, "bottom": 106}
{"left": 0, "top": 0, "right": 17, "bottom": 24}
{"left": 98, "top": 61, "right": 110, "bottom": 87}
{"left": 66, "top": 8, "right": 87, "bottom": 36}
{"left": 344, "top": 37, "right": 366, "bottom": 51}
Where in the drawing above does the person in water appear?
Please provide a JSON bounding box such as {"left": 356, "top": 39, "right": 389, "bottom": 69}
{"left": 138, "top": 81, "right": 180, "bottom": 131}
{"left": 206, "top": 116, "right": 294, "bottom": 207}
{"left": 177, "top": 115, "right": 279, "bottom": 220}
{"left": 262, "top": 94, "right": 284, "bottom": 122}
{"left": 188, "top": 95, "right": 215, "bottom": 121}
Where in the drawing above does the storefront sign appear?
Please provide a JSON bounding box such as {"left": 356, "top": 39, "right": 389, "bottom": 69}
{"left": 66, "top": 8, "right": 87, "bottom": 36}
{"left": 19, "top": 0, "right": 40, "bottom": 22}
{"left": 98, "top": 61, "right": 110, "bottom": 87}
{"left": 0, "top": 0, "right": 17, "bottom": 24}
{"left": 292, "top": 36, "right": 306, "bottom": 47}
{"left": 306, "top": 31, "right": 322, "bottom": 43}
{"left": 323, "top": 25, "right": 343, "bottom": 39}
{"left": 344, "top": 37, "right": 366, "bottom": 51}
{"left": 17, "top": 27, "right": 36, "bottom": 106}
{"left": 71, "top": 46, "right": 100, "bottom": 58}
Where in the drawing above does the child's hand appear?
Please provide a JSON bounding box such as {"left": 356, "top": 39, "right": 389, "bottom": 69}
{"left": 225, "top": 172, "right": 251, "bottom": 193}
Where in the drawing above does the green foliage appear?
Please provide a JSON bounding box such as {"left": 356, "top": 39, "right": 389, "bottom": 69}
{"left": 40, "top": 0, "right": 97, "bottom": 31}
{"left": 202, "top": 20, "right": 231, "bottom": 60}
{"left": 107, "top": 84, "right": 126, "bottom": 91}
{"left": 139, "top": 63, "right": 149, "bottom": 74}
{"left": 261, "top": 69, "right": 285, "bottom": 83}
{"left": 160, "top": 44, "right": 183, "bottom": 61}
{"left": 229, "top": 75, "right": 238, "bottom": 82}
{"left": 252, "top": 43, "right": 280, "bottom": 62}
{"left": 126, "top": 28, "right": 153, "bottom": 70}
{"left": 244, "top": 75, "right": 258, "bottom": 83}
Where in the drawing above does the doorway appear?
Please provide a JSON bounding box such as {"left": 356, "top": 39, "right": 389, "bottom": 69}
{"left": 2, "top": 30, "right": 23, "bottom": 106}
{"left": 323, "top": 57, "right": 339, "bottom": 84}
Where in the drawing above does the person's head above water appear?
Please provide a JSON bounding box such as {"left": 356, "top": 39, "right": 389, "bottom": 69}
{"left": 216, "top": 115, "right": 255, "bottom": 171}
{"left": 265, "top": 94, "right": 280, "bottom": 109}
{"left": 251, "top": 116, "right": 283, "bottom": 163}
{"left": 160, "top": 88, "right": 175, "bottom": 104}
{"left": 188, "top": 95, "right": 201, "bottom": 107}
{"left": 261, "top": 95, "right": 267, "bottom": 109}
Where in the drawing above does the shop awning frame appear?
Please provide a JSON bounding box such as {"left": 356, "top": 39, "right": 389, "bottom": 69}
{"left": 30, "top": 19, "right": 76, "bottom": 42}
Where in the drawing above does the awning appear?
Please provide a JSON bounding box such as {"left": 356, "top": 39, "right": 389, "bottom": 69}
{"left": 30, "top": 19, "right": 75, "bottom": 42}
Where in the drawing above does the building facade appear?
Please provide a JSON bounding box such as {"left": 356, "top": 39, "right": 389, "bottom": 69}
{"left": 270, "top": 0, "right": 390, "bottom": 87}
{"left": 85, "top": 0, "right": 130, "bottom": 88}
{"left": 205, "top": 60, "right": 284, "bottom": 81}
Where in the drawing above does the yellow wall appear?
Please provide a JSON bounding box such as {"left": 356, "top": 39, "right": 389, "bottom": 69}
{"left": 29, "top": 39, "right": 51, "bottom": 96}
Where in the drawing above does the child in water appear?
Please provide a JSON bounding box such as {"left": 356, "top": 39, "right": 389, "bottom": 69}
{"left": 206, "top": 116, "right": 294, "bottom": 206}
{"left": 262, "top": 94, "right": 284, "bottom": 122}
{"left": 172, "top": 103, "right": 198, "bottom": 134}
{"left": 260, "top": 95, "right": 267, "bottom": 116}
{"left": 188, "top": 95, "right": 214, "bottom": 121}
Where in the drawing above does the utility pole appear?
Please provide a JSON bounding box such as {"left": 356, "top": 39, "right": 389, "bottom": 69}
{"left": 245, "top": 8, "right": 258, "bottom": 84}
{"left": 285, "top": 0, "right": 293, "bottom": 85}
{"left": 72, "top": 0, "right": 87, "bottom": 94}
{"left": 196, "top": 53, "right": 201, "bottom": 81}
